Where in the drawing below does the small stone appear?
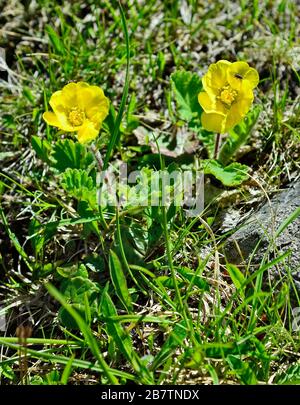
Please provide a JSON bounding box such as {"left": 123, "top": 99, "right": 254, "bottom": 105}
{"left": 223, "top": 182, "right": 300, "bottom": 291}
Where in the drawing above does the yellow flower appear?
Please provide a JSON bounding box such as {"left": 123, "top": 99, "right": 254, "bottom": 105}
{"left": 43, "top": 82, "right": 109, "bottom": 144}
{"left": 198, "top": 60, "right": 259, "bottom": 133}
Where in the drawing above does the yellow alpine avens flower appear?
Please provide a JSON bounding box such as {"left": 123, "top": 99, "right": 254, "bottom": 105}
{"left": 198, "top": 61, "right": 259, "bottom": 133}
{"left": 43, "top": 82, "right": 109, "bottom": 144}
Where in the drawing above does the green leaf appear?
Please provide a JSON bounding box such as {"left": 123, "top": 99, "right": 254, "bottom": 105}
{"left": 60, "top": 276, "right": 99, "bottom": 302}
{"left": 58, "top": 269, "right": 100, "bottom": 329}
{"left": 109, "top": 250, "right": 132, "bottom": 312}
{"left": 184, "top": 347, "right": 203, "bottom": 369}
{"left": 114, "top": 222, "right": 147, "bottom": 267}
{"left": 100, "top": 288, "right": 152, "bottom": 383}
{"left": 0, "top": 364, "right": 15, "bottom": 381}
{"left": 29, "top": 218, "right": 45, "bottom": 255}
{"left": 78, "top": 200, "right": 100, "bottom": 237}
{"left": 103, "top": 104, "right": 117, "bottom": 136}
{"left": 156, "top": 275, "right": 185, "bottom": 289}
{"left": 60, "top": 168, "right": 96, "bottom": 208}
{"left": 31, "top": 136, "right": 51, "bottom": 164}
{"left": 29, "top": 218, "right": 58, "bottom": 256}
{"left": 45, "top": 370, "right": 60, "bottom": 385}
{"left": 30, "top": 375, "right": 44, "bottom": 385}
{"left": 126, "top": 93, "right": 139, "bottom": 131}
{"left": 177, "top": 267, "right": 209, "bottom": 291}
{"left": 46, "top": 283, "right": 119, "bottom": 384}
{"left": 226, "top": 354, "right": 257, "bottom": 385}
{"left": 60, "top": 168, "right": 94, "bottom": 192}
{"left": 151, "top": 320, "right": 188, "bottom": 370}
{"left": 58, "top": 304, "right": 85, "bottom": 329}
{"left": 157, "top": 51, "right": 166, "bottom": 75}
{"left": 218, "top": 105, "right": 261, "bottom": 165}
{"left": 170, "top": 70, "right": 203, "bottom": 129}
{"left": 46, "top": 25, "right": 66, "bottom": 55}
{"left": 226, "top": 263, "right": 246, "bottom": 298}
{"left": 146, "top": 206, "right": 163, "bottom": 249}
{"left": 101, "top": 288, "right": 136, "bottom": 362}
{"left": 275, "top": 362, "right": 300, "bottom": 384}
{"left": 203, "top": 160, "right": 249, "bottom": 187}
{"left": 56, "top": 263, "right": 88, "bottom": 279}
{"left": 52, "top": 139, "right": 93, "bottom": 172}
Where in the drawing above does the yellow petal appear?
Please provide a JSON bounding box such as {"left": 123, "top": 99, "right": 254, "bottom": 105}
{"left": 61, "top": 82, "right": 79, "bottom": 108}
{"left": 77, "top": 85, "right": 109, "bottom": 118}
{"left": 198, "top": 92, "right": 213, "bottom": 111}
{"left": 76, "top": 86, "right": 98, "bottom": 110}
{"left": 230, "top": 61, "right": 250, "bottom": 74}
{"left": 76, "top": 82, "right": 90, "bottom": 89}
{"left": 77, "top": 120, "right": 99, "bottom": 144}
{"left": 86, "top": 97, "right": 109, "bottom": 122}
{"left": 244, "top": 68, "right": 259, "bottom": 89}
{"left": 59, "top": 82, "right": 90, "bottom": 109}
{"left": 223, "top": 112, "right": 242, "bottom": 132}
{"left": 202, "top": 60, "right": 231, "bottom": 96}
{"left": 43, "top": 111, "right": 75, "bottom": 132}
{"left": 48, "top": 90, "right": 79, "bottom": 131}
{"left": 88, "top": 109, "right": 109, "bottom": 128}
{"left": 227, "top": 62, "right": 259, "bottom": 90}
{"left": 236, "top": 89, "right": 254, "bottom": 115}
{"left": 198, "top": 91, "right": 227, "bottom": 114}
{"left": 201, "top": 112, "right": 227, "bottom": 133}
{"left": 224, "top": 93, "right": 254, "bottom": 131}
{"left": 49, "top": 90, "right": 64, "bottom": 112}
{"left": 43, "top": 111, "right": 60, "bottom": 127}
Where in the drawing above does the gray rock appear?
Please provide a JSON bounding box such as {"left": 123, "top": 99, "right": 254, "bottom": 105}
{"left": 223, "top": 182, "right": 300, "bottom": 290}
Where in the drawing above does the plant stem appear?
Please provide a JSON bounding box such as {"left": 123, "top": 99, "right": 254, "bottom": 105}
{"left": 91, "top": 143, "right": 104, "bottom": 170}
{"left": 214, "top": 133, "right": 222, "bottom": 160}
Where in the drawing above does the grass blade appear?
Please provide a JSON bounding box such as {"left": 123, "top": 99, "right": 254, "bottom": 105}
{"left": 100, "top": 287, "right": 153, "bottom": 384}
{"left": 60, "top": 354, "right": 75, "bottom": 385}
{"left": 276, "top": 206, "right": 300, "bottom": 237}
{"left": 46, "top": 283, "right": 119, "bottom": 384}
{"left": 109, "top": 249, "right": 133, "bottom": 312}
{"left": 0, "top": 340, "right": 133, "bottom": 381}
{"left": 103, "top": 1, "right": 130, "bottom": 170}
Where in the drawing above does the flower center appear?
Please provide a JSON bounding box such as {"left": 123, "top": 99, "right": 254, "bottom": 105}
{"left": 68, "top": 108, "right": 85, "bottom": 126}
{"left": 219, "top": 85, "right": 238, "bottom": 106}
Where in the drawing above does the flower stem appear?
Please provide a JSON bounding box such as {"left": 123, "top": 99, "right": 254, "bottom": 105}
{"left": 213, "top": 133, "right": 222, "bottom": 160}
{"left": 91, "top": 143, "right": 104, "bottom": 170}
